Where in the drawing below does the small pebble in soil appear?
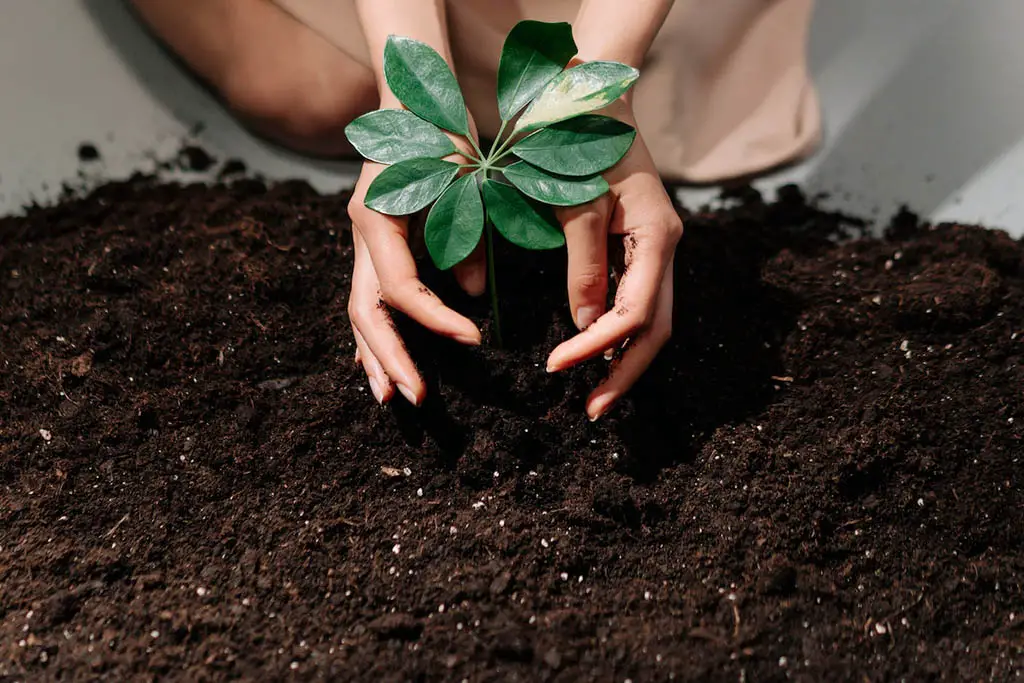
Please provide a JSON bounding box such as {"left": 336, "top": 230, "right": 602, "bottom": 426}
{"left": 77, "top": 143, "right": 101, "bottom": 162}
{"left": 177, "top": 145, "right": 216, "bottom": 172}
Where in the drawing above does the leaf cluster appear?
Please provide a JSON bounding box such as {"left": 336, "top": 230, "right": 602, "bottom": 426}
{"left": 345, "top": 21, "right": 639, "bottom": 270}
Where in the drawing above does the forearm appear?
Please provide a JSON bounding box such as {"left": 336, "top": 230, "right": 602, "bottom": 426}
{"left": 572, "top": 0, "right": 675, "bottom": 68}
{"left": 353, "top": 0, "right": 452, "bottom": 104}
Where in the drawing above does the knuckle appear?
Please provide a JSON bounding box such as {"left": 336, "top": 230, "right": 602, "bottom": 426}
{"left": 571, "top": 265, "right": 607, "bottom": 295}
{"left": 347, "top": 198, "right": 369, "bottom": 224}
{"left": 661, "top": 215, "right": 684, "bottom": 243}
{"left": 347, "top": 300, "right": 368, "bottom": 328}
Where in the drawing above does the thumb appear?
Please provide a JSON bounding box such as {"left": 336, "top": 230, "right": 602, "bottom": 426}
{"left": 558, "top": 195, "right": 613, "bottom": 330}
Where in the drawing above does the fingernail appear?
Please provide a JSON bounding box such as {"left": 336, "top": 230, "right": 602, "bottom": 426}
{"left": 588, "top": 394, "right": 615, "bottom": 421}
{"left": 576, "top": 305, "right": 601, "bottom": 331}
{"left": 397, "top": 383, "right": 420, "bottom": 407}
{"left": 455, "top": 333, "right": 481, "bottom": 346}
{"left": 368, "top": 377, "right": 384, "bottom": 405}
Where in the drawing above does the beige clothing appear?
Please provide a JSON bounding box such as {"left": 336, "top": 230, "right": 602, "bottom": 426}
{"left": 272, "top": 0, "right": 821, "bottom": 183}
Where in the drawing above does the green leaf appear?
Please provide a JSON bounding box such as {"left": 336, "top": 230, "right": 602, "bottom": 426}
{"left": 513, "top": 61, "right": 639, "bottom": 134}
{"left": 502, "top": 161, "right": 609, "bottom": 206}
{"left": 511, "top": 115, "right": 636, "bottom": 176}
{"left": 482, "top": 179, "right": 565, "bottom": 250}
{"left": 365, "top": 158, "right": 460, "bottom": 216}
{"left": 344, "top": 109, "right": 456, "bottom": 164}
{"left": 424, "top": 175, "right": 484, "bottom": 270}
{"left": 384, "top": 35, "right": 470, "bottom": 135}
{"left": 497, "top": 21, "right": 577, "bottom": 121}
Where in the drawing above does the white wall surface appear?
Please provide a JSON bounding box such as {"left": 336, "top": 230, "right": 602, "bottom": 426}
{"left": 0, "top": 0, "right": 1022, "bottom": 237}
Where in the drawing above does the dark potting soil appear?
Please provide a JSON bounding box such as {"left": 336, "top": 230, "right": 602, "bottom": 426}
{"left": 0, "top": 178, "right": 1021, "bottom": 682}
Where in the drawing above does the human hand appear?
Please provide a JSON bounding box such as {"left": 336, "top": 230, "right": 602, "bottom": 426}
{"left": 347, "top": 101, "right": 485, "bottom": 406}
{"left": 546, "top": 101, "right": 683, "bottom": 421}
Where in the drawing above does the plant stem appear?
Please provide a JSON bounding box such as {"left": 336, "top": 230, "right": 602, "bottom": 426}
{"left": 467, "top": 135, "right": 486, "bottom": 164}
{"left": 488, "top": 130, "right": 516, "bottom": 164}
{"left": 484, "top": 217, "right": 503, "bottom": 347}
{"left": 488, "top": 147, "right": 516, "bottom": 167}
{"left": 489, "top": 129, "right": 539, "bottom": 167}
{"left": 490, "top": 119, "right": 509, "bottom": 158}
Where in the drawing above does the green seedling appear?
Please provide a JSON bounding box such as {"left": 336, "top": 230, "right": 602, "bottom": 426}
{"left": 344, "top": 20, "right": 639, "bottom": 344}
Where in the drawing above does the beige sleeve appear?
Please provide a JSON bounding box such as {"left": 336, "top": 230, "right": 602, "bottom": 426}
{"left": 269, "top": 0, "right": 820, "bottom": 183}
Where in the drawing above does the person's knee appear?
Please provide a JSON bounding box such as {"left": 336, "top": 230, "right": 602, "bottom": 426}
{"left": 222, "top": 62, "right": 374, "bottom": 153}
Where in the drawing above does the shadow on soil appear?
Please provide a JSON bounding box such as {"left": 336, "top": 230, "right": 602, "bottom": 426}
{"left": 393, "top": 186, "right": 860, "bottom": 483}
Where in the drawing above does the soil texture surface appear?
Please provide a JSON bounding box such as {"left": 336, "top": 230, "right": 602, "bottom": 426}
{"left": 1, "top": 179, "right": 1022, "bottom": 681}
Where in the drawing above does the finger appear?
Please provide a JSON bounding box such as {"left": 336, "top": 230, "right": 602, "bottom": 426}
{"left": 586, "top": 263, "right": 674, "bottom": 421}
{"left": 451, "top": 238, "right": 486, "bottom": 296}
{"left": 546, "top": 221, "right": 673, "bottom": 372}
{"left": 349, "top": 232, "right": 427, "bottom": 406}
{"left": 558, "top": 195, "right": 612, "bottom": 330}
{"left": 351, "top": 205, "right": 481, "bottom": 346}
{"left": 353, "top": 325, "right": 395, "bottom": 405}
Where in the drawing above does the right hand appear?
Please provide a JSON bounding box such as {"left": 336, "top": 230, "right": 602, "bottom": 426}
{"left": 346, "top": 104, "right": 485, "bottom": 406}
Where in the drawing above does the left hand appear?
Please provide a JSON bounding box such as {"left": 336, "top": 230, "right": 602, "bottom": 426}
{"left": 545, "top": 101, "right": 683, "bottom": 421}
